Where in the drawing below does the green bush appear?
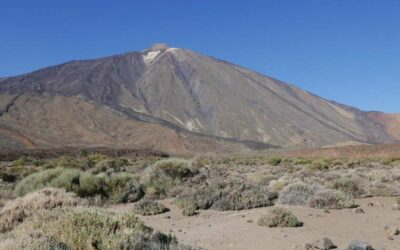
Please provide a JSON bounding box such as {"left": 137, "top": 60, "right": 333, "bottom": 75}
{"left": 268, "top": 157, "right": 282, "bottom": 166}
{"left": 0, "top": 165, "right": 40, "bottom": 184}
{"left": 257, "top": 207, "right": 303, "bottom": 227}
{"left": 91, "top": 158, "right": 129, "bottom": 174}
{"left": 49, "top": 169, "right": 81, "bottom": 193}
{"left": 381, "top": 157, "right": 399, "bottom": 166}
{"left": 142, "top": 159, "right": 198, "bottom": 198}
{"left": 14, "top": 168, "right": 64, "bottom": 196}
{"left": 132, "top": 200, "right": 168, "bottom": 216}
{"left": 307, "top": 159, "right": 330, "bottom": 171}
{"left": 153, "top": 158, "right": 198, "bottom": 179}
{"left": 87, "top": 153, "right": 109, "bottom": 164}
{"left": 15, "top": 168, "right": 107, "bottom": 198}
{"left": 11, "top": 158, "right": 29, "bottom": 167}
{"left": 107, "top": 173, "right": 143, "bottom": 203}
{"left": 55, "top": 156, "right": 94, "bottom": 170}
{"left": 76, "top": 172, "right": 107, "bottom": 197}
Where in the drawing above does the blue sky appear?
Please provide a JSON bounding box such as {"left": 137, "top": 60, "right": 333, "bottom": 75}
{"left": 1, "top": 1, "right": 399, "bottom": 112}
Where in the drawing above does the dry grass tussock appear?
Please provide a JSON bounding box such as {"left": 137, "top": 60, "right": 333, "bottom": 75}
{"left": 258, "top": 207, "right": 303, "bottom": 227}
{"left": 5, "top": 207, "right": 190, "bottom": 250}
{"left": 0, "top": 188, "right": 81, "bottom": 233}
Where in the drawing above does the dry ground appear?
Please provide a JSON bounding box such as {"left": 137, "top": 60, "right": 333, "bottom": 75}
{"left": 111, "top": 197, "right": 399, "bottom": 250}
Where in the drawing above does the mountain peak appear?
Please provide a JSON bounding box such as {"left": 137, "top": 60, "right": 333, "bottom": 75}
{"left": 0, "top": 45, "right": 398, "bottom": 153}
{"left": 145, "top": 43, "right": 170, "bottom": 52}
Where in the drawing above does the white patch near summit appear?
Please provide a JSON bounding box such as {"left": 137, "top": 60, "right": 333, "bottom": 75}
{"left": 166, "top": 48, "right": 178, "bottom": 53}
{"left": 143, "top": 50, "right": 161, "bottom": 63}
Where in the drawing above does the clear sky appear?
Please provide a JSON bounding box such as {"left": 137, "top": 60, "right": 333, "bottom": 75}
{"left": 1, "top": 1, "right": 399, "bottom": 112}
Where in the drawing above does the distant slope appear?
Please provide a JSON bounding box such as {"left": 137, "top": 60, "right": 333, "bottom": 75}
{"left": 0, "top": 93, "right": 273, "bottom": 154}
{"left": 0, "top": 43, "right": 398, "bottom": 152}
{"left": 281, "top": 144, "right": 400, "bottom": 158}
{"left": 366, "top": 112, "right": 400, "bottom": 141}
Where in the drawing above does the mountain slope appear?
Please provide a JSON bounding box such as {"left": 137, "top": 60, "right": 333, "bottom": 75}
{"left": 0, "top": 43, "right": 398, "bottom": 152}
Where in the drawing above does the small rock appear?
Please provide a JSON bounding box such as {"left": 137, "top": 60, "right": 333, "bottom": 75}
{"left": 295, "top": 238, "right": 336, "bottom": 250}
{"left": 384, "top": 225, "right": 399, "bottom": 239}
{"left": 163, "top": 215, "right": 171, "bottom": 219}
{"left": 294, "top": 244, "right": 312, "bottom": 250}
{"left": 347, "top": 240, "right": 373, "bottom": 250}
{"left": 367, "top": 202, "right": 374, "bottom": 207}
{"left": 353, "top": 208, "right": 365, "bottom": 214}
{"left": 311, "top": 238, "right": 336, "bottom": 249}
{"left": 247, "top": 219, "right": 253, "bottom": 223}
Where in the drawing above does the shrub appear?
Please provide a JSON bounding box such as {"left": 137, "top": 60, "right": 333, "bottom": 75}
{"left": 292, "top": 158, "right": 312, "bottom": 165}
{"left": 107, "top": 173, "right": 143, "bottom": 203}
{"left": 2, "top": 165, "right": 40, "bottom": 183}
{"left": 76, "top": 172, "right": 107, "bottom": 197}
{"left": 55, "top": 156, "right": 74, "bottom": 168}
{"left": 0, "top": 180, "right": 15, "bottom": 208}
{"left": 14, "top": 168, "right": 64, "bottom": 196}
{"left": 15, "top": 168, "right": 108, "bottom": 198}
{"left": 211, "top": 185, "right": 276, "bottom": 211}
{"left": 0, "top": 171, "right": 17, "bottom": 183}
{"left": 381, "top": 157, "right": 398, "bottom": 166}
{"left": 153, "top": 158, "right": 198, "bottom": 179}
{"left": 176, "top": 199, "right": 197, "bottom": 216}
{"left": 176, "top": 185, "right": 215, "bottom": 210}
{"left": 257, "top": 207, "right": 303, "bottom": 227}
{"left": 0, "top": 233, "right": 69, "bottom": 250}
{"left": 176, "top": 178, "right": 276, "bottom": 212}
{"left": 49, "top": 168, "right": 81, "bottom": 193}
{"left": 87, "top": 153, "right": 109, "bottom": 164}
{"left": 79, "top": 149, "right": 88, "bottom": 157}
{"left": 345, "top": 159, "right": 361, "bottom": 168}
{"left": 132, "top": 200, "right": 168, "bottom": 216}
{"left": 268, "top": 177, "right": 289, "bottom": 192}
{"left": 329, "top": 178, "right": 364, "bottom": 198}
{"left": 0, "top": 188, "right": 80, "bottom": 233}
{"left": 279, "top": 182, "right": 317, "bottom": 206}
{"left": 307, "top": 189, "right": 355, "bottom": 209}
{"left": 91, "top": 158, "right": 129, "bottom": 174}
{"left": 142, "top": 158, "right": 198, "bottom": 198}
{"left": 268, "top": 157, "right": 282, "bottom": 166}
{"left": 307, "top": 159, "right": 330, "bottom": 171}
{"left": 11, "top": 157, "right": 31, "bottom": 167}
{"left": 13, "top": 207, "right": 183, "bottom": 249}
{"left": 396, "top": 197, "right": 400, "bottom": 206}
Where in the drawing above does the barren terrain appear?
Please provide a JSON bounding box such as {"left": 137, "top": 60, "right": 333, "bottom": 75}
{"left": 113, "top": 197, "right": 399, "bottom": 250}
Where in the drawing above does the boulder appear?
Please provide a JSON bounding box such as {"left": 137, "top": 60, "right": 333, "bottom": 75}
{"left": 353, "top": 208, "right": 365, "bottom": 214}
{"left": 346, "top": 240, "right": 373, "bottom": 250}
